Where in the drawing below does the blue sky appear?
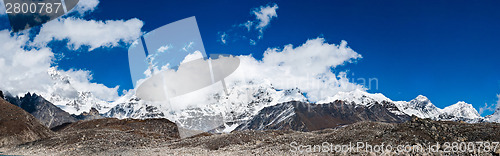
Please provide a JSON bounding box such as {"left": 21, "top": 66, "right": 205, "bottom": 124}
{"left": 2, "top": 0, "right": 499, "bottom": 114}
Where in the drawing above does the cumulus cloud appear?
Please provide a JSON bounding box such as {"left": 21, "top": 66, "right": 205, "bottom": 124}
{"left": 219, "top": 3, "right": 279, "bottom": 45}
{"left": 0, "top": 30, "right": 118, "bottom": 101}
{"left": 0, "top": 30, "right": 54, "bottom": 94}
{"left": 229, "top": 38, "right": 363, "bottom": 101}
{"left": 146, "top": 37, "right": 363, "bottom": 103}
{"left": 262, "top": 39, "right": 361, "bottom": 75}
{"left": 34, "top": 17, "right": 144, "bottom": 51}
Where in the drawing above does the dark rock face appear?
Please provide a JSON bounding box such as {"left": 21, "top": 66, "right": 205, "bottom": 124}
{"left": 0, "top": 98, "right": 53, "bottom": 147}
{"left": 72, "top": 107, "right": 105, "bottom": 121}
{"left": 5, "top": 92, "right": 77, "bottom": 128}
{"left": 237, "top": 101, "right": 410, "bottom": 131}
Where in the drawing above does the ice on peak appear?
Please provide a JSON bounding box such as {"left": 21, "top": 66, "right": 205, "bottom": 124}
{"left": 317, "top": 89, "right": 392, "bottom": 106}
{"left": 442, "top": 101, "right": 481, "bottom": 119}
{"left": 415, "top": 95, "right": 429, "bottom": 102}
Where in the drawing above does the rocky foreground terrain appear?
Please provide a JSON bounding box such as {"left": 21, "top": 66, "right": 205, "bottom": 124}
{"left": 1, "top": 115, "right": 499, "bottom": 155}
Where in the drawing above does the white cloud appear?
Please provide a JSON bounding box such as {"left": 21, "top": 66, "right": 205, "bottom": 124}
{"left": 479, "top": 102, "right": 495, "bottom": 115}
{"left": 34, "top": 17, "right": 144, "bottom": 51}
{"left": 479, "top": 94, "right": 500, "bottom": 115}
{"left": 240, "top": 21, "right": 253, "bottom": 31}
{"left": 220, "top": 32, "right": 227, "bottom": 44}
{"left": 230, "top": 38, "right": 363, "bottom": 101}
{"left": 147, "top": 37, "right": 363, "bottom": 103}
{"left": 157, "top": 45, "right": 171, "bottom": 53}
{"left": 0, "top": 30, "right": 54, "bottom": 94}
{"left": 262, "top": 39, "right": 361, "bottom": 75}
{"left": 182, "top": 42, "right": 194, "bottom": 52}
{"left": 249, "top": 39, "right": 256, "bottom": 45}
{"left": 0, "top": 30, "right": 118, "bottom": 101}
{"left": 219, "top": 3, "right": 279, "bottom": 45}
{"left": 253, "top": 3, "right": 278, "bottom": 32}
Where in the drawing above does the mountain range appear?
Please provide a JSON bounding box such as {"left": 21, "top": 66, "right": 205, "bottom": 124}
{"left": 3, "top": 68, "right": 499, "bottom": 134}
{"left": 102, "top": 82, "right": 499, "bottom": 134}
{"left": 235, "top": 100, "right": 410, "bottom": 131}
{"left": 2, "top": 90, "right": 499, "bottom": 155}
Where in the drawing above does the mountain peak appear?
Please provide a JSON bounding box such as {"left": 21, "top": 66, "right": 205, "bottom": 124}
{"left": 396, "top": 95, "right": 441, "bottom": 119}
{"left": 446, "top": 101, "right": 476, "bottom": 111}
{"left": 408, "top": 95, "right": 435, "bottom": 108}
{"left": 441, "top": 101, "right": 481, "bottom": 120}
{"left": 317, "top": 89, "right": 392, "bottom": 106}
{"left": 453, "top": 101, "right": 471, "bottom": 106}
{"left": 415, "top": 95, "right": 429, "bottom": 101}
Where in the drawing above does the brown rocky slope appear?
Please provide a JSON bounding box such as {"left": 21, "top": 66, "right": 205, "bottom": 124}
{"left": 0, "top": 98, "right": 53, "bottom": 147}
{"left": 1, "top": 116, "right": 499, "bottom": 155}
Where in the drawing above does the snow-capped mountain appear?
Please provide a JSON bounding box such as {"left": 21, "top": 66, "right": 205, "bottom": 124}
{"left": 317, "top": 89, "right": 407, "bottom": 116}
{"left": 317, "top": 89, "right": 392, "bottom": 107}
{"left": 104, "top": 81, "right": 492, "bottom": 135}
{"left": 486, "top": 107, "right": 500, "bottom": 122}
{"left": 43, "top": 67, "right": 115, "bottom": 115}
{"left": 236, "top": 91, "right": 491, "bottom": 132}
{"left": 104, "top": 91, "right": 166, "bottom": 119}
{"left": 235, "top": 89, "right": 411, "bottom": 131}
{"left": 394, "top": 95, "right": 442, "bottom": 119}
{"left": 437, "top": 101, "right": 483, "bottom": 123}
{"left": 395, "top": 96, "right": 485, "bottom": 123}
{"left": 236, "top": 100, "right": 410, "bottom": 132}
{"left": 105, "top": 79, "right": 307, "bottom": 135}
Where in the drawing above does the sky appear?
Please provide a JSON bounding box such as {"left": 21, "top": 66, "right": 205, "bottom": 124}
{"left": 0, "top": 0, "right": 499, "bottom": 115}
